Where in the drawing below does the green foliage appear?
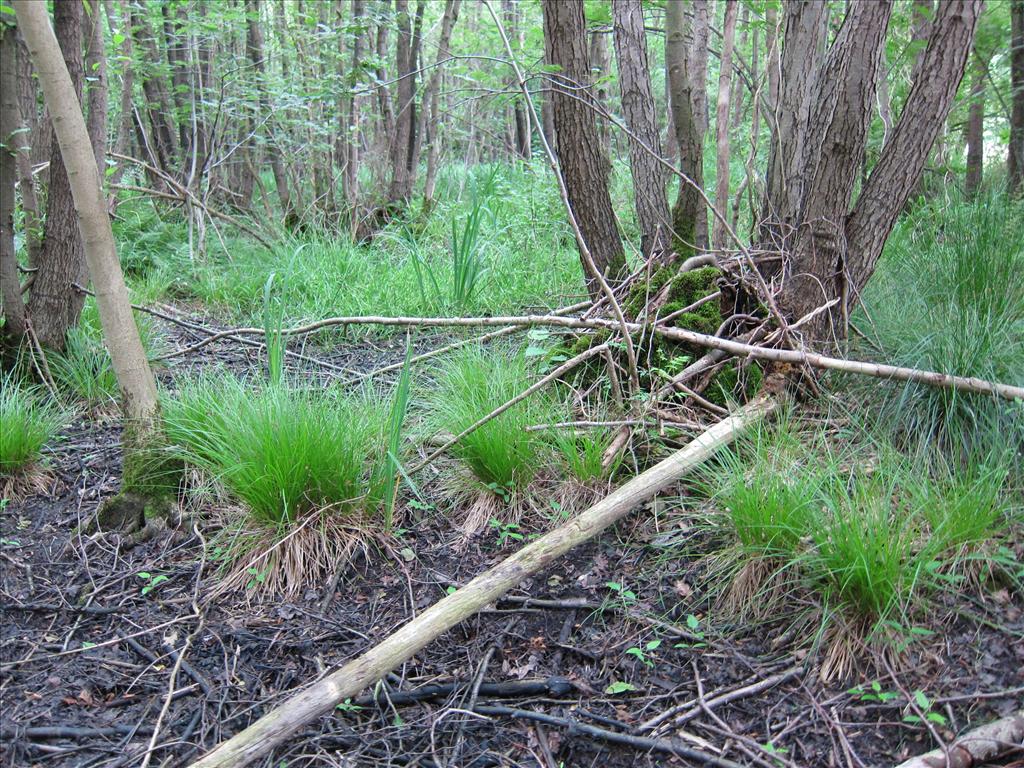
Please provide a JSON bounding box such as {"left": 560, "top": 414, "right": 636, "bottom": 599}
{"left": 0, "top": 374, "right": 63, "bottom": 476}
{"left": 697, "top": 417, "right": 1014, "bottom": 628}
{"left": 428, "top": 345, "right": 556, "bottom": 490}
{"left": 48, "top": 300, "right": 164, "bottom": 407}
{"left": 857, "top": 193, "right": 1024, "bottom": 454}
{"left": 552, "top": 427, "right": 618, "bottom": 483}
{"left": 164, "top": 375, "right": 393, "bottom": 528}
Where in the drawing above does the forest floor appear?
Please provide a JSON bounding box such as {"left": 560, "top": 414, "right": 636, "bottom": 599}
{"left": 2, "top": 312, "right": 1023, "bottom": 768}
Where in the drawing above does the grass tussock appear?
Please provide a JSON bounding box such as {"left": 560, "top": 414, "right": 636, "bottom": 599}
{"left": 0, "top": 374, "right": 63, "bottom": 495}
{"left": 164, "top": 374, "right": 406, "bottom": 596}
{"left": 856, "top": 192, "right": 1024, "bottom": 455}
{"left": 693, "top": 415, "right": 1015, "bottom": 679}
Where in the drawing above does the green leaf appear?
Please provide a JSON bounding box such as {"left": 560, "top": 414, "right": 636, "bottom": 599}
{"left": 913, "top": 690, "right": 930, "bottom": 710}
{"left": 604, "top": 681, "right": 637, "bottom": 695}
{"left": 646, "top": 639, "right": 662, "bottom": 651}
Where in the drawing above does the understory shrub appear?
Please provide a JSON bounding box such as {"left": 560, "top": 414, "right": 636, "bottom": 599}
{"left": 0, "top": 374, "right": 63, "bottom": 478}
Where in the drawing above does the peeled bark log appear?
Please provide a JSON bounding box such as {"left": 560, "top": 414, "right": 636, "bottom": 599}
{"left": 188, "top": 395, "right": 780, "bottom": 768}
{"left": 612, "top": 0, "right": 670, "bottom": 258}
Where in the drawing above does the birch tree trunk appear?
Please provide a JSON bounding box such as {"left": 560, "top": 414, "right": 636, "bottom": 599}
{"left": 542, "top": 0, "right": 625, "bottom": 290}
{"left": 29, "top": 0, "right": 87, "bottom": 349}
{"left": 15, "top": 0, "right": 167, "bottom": 529}
{"left": 612, "top": 0, "right": 670, "bottom": 259}
{"left": 712, "top": 1, "right": 738, "bottom": 249}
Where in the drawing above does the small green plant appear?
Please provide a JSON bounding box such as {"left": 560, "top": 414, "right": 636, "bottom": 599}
{"left": 489, "top": 517, "right": 524, "bottom": 546}
{"left": 625, "top": 639, "right": 662, "bottom": 668}
{"left": 848, "top": 680, "right": 900, "bottom": 703}
{"left": 604, "top": 680, "right": 637, "bottom": 695}
{"left": 605, "top": 580, "right": 638, "bottom": 604}
{"left": 903, "top": 690, "right": 948, "bottom": 726}
{"left": 137, "top": 572, "right": 170, "bottom": 596}
{"left": 0, "top": 374, "right": 63, "bottom": 477}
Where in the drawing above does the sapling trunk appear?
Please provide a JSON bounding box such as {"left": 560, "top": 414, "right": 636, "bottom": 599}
{"left": 15, "top": 1, "right": 176, "bottom": 532}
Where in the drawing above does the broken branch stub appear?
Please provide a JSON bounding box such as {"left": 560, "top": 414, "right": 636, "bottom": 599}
{"left": 189, "top": 393, "right": 781, "bottom": 768}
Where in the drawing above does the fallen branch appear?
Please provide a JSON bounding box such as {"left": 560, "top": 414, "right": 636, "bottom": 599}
{"left": 351, "top": 676, "right": 574, "bottom": 709}
{"left": 153, "top": 312, "right": 1024, "bottom": 403}
{"left": 893, "top": 709, "right": 1024, "bottom": 768}
{"left": 189, "top": 393, "right": 780, "bottom": 767}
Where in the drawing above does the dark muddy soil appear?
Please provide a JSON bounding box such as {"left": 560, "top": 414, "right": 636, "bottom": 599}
{"left": 2, "top": 319, "right": 1022, "bottom": 768}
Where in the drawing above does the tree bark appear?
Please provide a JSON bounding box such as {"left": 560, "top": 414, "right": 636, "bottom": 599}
{"left": 10, "top": 28, "right": 42, "bottom": 269}
{"left": 910, "top": 0, "right": 933, "bottom": 86}
{"left": 711, "top": 1, "right": 738, "bottom": 249}
{"left": 612, "top": 0, "right": 669, "bottom": 259}
{"left": 965, "top": 50, "right": 985, "bottom": 198}
{"left": 129, "top": 3, "right": 179, "bottom": 175}
{"left": 844, "top": 0, "right": 982, "bottom": 294}
{"left": 15, "top": 0, "right": 159, "bottom": 425}
{"left": 503, "top": 0, "right": 530, "bottom": 160}
{"left": 765, "top": 4, "right": 780, "bottom": 112}
{"left": 1, "top": 23, "right": 27, "bottom": 339}
{"left": 387, "top": 0, "right": 415, "bottom": 204}
{"left": 161, "top": 0, "right": 188, "bottom": 153}
{"left": 779, "top": 0, "right": 893, "bottom": 342}
{"left": 759, "top": 0, "right": 829, "bottom": 251}
{"left": 245, "top": 0, "right": 295, "bottom": 228}
{"left": 29, "top": 0, "right": 88, "bottom": 349}
{"left": 419, "top": 0, "right": 460, "bottom": 208}
{"left": 689, "top": 0, "right": 710, "bottom": 250}
{"left": 1011, "top": 0, "right": 1024, "bottom": 195}
{"left": 342, "top": 0, "right": 367, "bottom": 209}
{"left": 665, "top": 0, "right": 704, "bottom": 257}
{"left": 542, "top": 0, "right": 625, "bottom": 290}
{"left": 589, "top": 26, "right": 611, "bottom": 158}
{"left": 84, "top": 0, "right": 108, "bottom": 176}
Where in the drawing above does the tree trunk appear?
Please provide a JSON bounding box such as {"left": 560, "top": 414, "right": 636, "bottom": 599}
{"left": 759, "top": 0, "right": 829, "bottom": 251}
{"left": 387, "top": 0, "right": 415, "bottom": 205}
{"left": 84, "top": 0, "right": 108, "bottom": 176}
{"left": 589, "top": 26, "right": 611, "bottom": 158}
{"left": 419, "top": 0, "right": 461, "bottom": 209}
{"left": 504, "top": 0, "right": 530, "bottom": 160}
{"left": 779, "top": 0, "right": 893, "bottom": 342}
{"left": 343, "top": 0, "right": 367, "bottom": 209}
{"left": 965, "top": 50, "right": 985, "bottom": 198}
{"left": 104, "top": 0, "right": 132, "bottom": 204}
{"left": 1011, "top": 0, "right": 1024, "bottom": 195}
{"left": 689, "top": 0, "right": 710, "bottom": 250}
{"left": 406, "top": 0, "right": 425, "bottom": 182}
{"left": 844, "top": 0, "right": 982, "bottom": 294}
{"left": 129, "top": 3, "right": 179, "bottom": 175}
{"left": 11, "top": 28, "right": 42, "bottom": 268}
{"left": 162, "top": 0, "right": 188, "bottom": 153}
{"left": 16, "top": 0, "right": 167, "bottom": 529}
{"left": 29, "top": 0, "right": 88, "bottom": 349}
{"left": 711, "top": 1, "right": 738, "bottom": 249}
{"left": 245, "top": 0, "right": 295, "bottom": 228}
{"left": 765, "top": 4, "right": 780, "bottom": 112}
{"left": 542, "top": 0, "right": 625, "bottom": 291}
{"left": 612, "top": 0, "right": 670, "bottom": 259}
{"left": 910, "top": 0, "right": 933, "bottom": 86}
{"left": 1, "top": 24, "right": 27, "bottom": 339}
{"left": 665, "top": 0, "right": 704, "bottom": 257}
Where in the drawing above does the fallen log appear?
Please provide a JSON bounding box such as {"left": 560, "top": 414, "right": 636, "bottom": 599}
{"left": 894, "top": 709, "right": 1024, "bottom": 768}
{"left": 189, "top": 393, "right": 780, "bottom": 768}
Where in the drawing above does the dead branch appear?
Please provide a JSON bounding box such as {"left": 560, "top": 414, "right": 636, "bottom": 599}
{"left": 149, "top": 312, "right": 1024, "bottom": 403}
{"left": 188, "top": 394, "right": 779, "bottom": 768}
